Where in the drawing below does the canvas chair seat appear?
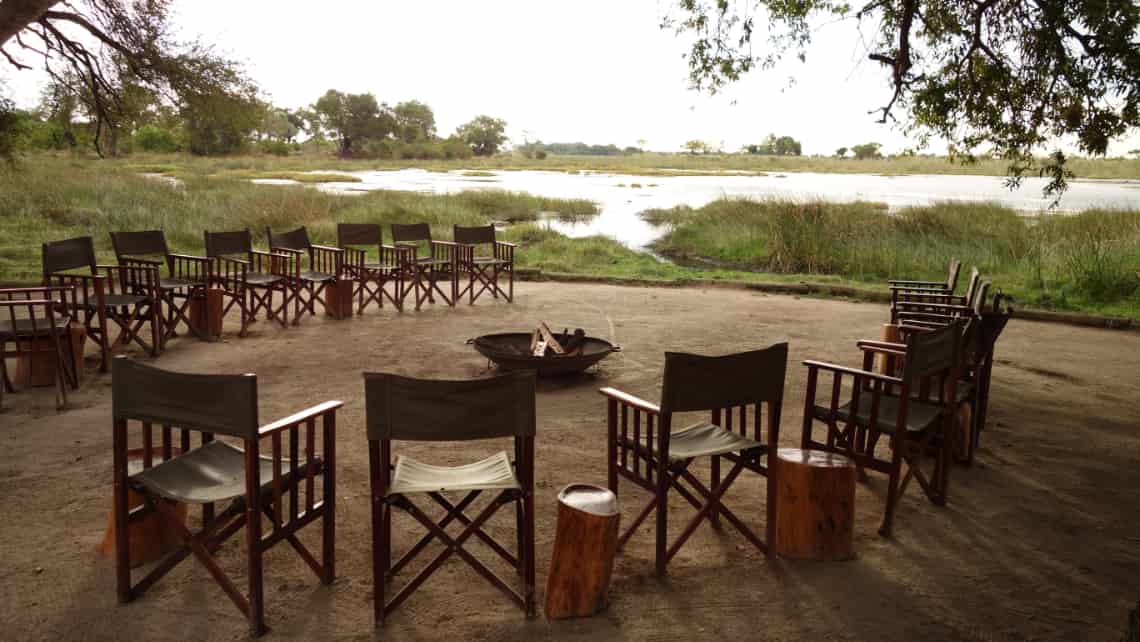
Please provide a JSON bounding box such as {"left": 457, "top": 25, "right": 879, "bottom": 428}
{"left": 652, "top": 421, "right": 764, "bottom": 461}
{"left": 469, "top": 256, "right": 509, "bottom": 265}
{"left": 241, "top": 272, "right": 282, "bottom": 286}
{"left": 299, "top": 270, "right": 336, "bottom": 283}
{"left": 130, "top": 440, "right": 292, "bottom": 504}
{"left": 388, "top": 451, "right": 520, "bottom": 495}
{"left": 0, "top": 318, "right": 70, "bottom": 336}
{"left": 159, "top": 276, "right": 198, "bottom": 290}
{"left": 84, "top": 293, "right": 150, "bottom": 308}
{"left": 361, "top": 261, "right": 399, "bottom": 272}
{"left": 816, "top": 395, "right": 942, "bottom": 436}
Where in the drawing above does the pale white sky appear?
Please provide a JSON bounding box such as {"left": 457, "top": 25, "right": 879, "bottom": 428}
{"left": 2, "top": 0, "right": 1137, "bottom": 156}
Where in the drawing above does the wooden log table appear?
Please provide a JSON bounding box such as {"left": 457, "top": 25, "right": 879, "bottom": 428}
{"left": 96, "top": 450, "right": 188, "bottom": 568}
{"left": 545, "top": 484, "right": 620, "bottom": 619}
{"left": 324, "top": 279, "right": 355, "bottom": 319}
{"left": 12, "top": 323, "right": 86, "bottom": 388}
{"left": 188, "top": 287, "right": 224, "bottom": 340}
{"left": 775, "top": 448, "right": 856, "bottom": 561}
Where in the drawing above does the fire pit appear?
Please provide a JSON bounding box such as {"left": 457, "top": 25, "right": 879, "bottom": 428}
{"left": 468, "top": 324, "right": 620, "bottom": 376}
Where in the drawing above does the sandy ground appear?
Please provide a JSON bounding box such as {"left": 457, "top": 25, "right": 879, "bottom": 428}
{"left": 0, "top": 282, "right": 1137, "bottom": 641}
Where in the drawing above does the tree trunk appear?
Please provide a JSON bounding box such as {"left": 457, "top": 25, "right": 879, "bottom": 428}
{"left": 0, "top": 0, "right": 61, "bottom": 48}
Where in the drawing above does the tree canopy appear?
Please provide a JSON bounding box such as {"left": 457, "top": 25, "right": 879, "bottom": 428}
{"left": 665, "top": 0, "right": 1140, "bottom": 196}
{"left": 456, "top": 115, "right": 507, "bottom": 156}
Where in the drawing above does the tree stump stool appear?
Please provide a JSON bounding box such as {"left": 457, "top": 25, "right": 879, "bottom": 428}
{"left": 775, "top": 448, "right": 856, "bottom": 561}
{"left": 324, "top": 280, "right": 355, "bottom": 319}
{"left": 96, "top": 450, "right": 188, "bottom": 568}
{"left": 13, "top": 323, "right": 86, "bottom": 387}
{"left": 545, "top": 484, "right": 620, "bottom": 619}
{"left": 188, "top": 287, "right": 224, "bottom": 340}
{"left": 875, "top": 323, "right": 901, "bottom": 374}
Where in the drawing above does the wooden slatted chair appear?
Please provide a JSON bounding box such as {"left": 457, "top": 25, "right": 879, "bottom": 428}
{"left": 111, "top": 356, "right": 342, "bottom": 636}
{"left": 600, "top": 343, "right": 787, "bottom": 577}
{"left": 266, "top": 226, "right": 344, "bottom": 322}
{"left": 891, "top": 267, "right": 981, "bottom": 323}
{"left": 111, "top": 230, "right": 211, "bottom": 348}
{"left": 336, "top": 223, "right": 405, "bottom": 314}
{"left": 802, "top": 322, "right": 962, "bottom": 537}
{"left": 390, "top": 223, "right": 457, "bottom": 310}
{"left": 43, "top": 236, "right": 161, "bottom": 371}
{"left": 204, "top": 230, "right": 294, "bottom": 335}
{"left": 364, "top": 370, "right": 536, "bottom": 626}
{"left": 454, "top": 224, "right": 516, "bottom": 304}
{"left": 896, "top": 279, "right": 989, "bottom": 328}
{"left": 0, "top": 286, "right": 79, "bottom": 409}
{"left": 888, "top": 257, "right": 961, "bottom": 293}
{"left": 896, "top": 289, "right": 1013, "bottom": 464}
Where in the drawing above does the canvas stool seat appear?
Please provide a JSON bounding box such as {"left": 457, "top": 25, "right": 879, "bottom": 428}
{"left": 130, "top": 440, "right": 294, "bottom": 504}
{"left": 389, "top": 451, "right": 520, "bottom": 495}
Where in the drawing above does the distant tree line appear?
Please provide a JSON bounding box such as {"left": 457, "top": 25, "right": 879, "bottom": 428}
{"left": 835, "top": 143, "right": 883, "bottom": 159}
{"left": 743, "top": 133, "right": 801, "bottom": 156}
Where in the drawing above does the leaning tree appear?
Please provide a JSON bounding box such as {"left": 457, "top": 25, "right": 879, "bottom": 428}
{"left": 0, "top": 0, "right": 255, "bottom": 157}
{"left": 665, "top": 0, "right": 1140, "bottom": 196}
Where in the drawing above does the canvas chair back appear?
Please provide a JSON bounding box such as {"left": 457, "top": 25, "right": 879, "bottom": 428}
{"left": 364, "top": 371, "right": 535, "bottom": 442}
{"left": 453, "top": 224, "right": 496, "bottom": 246}
{"left": 111, "top": 231, "right": 169, "bottom": 261}
{"left": 901, "top": 321, "right": 961, "bottom": 386}
{"left": 390, "top": 223, "right": 432, "bottom": 244}
{"left": 337, "top": 223, "right": 383, "bottom": 249}
{"left": 204, "top": 230, "right": 254, "bottom": 257}
{"left": 267, "top": 226, "right": 311, "bottom": 251}
{"left": 962, "top": 268, "right": 981, "bottom": 304}
{"left": 945, "top": 258, "right": 962, "bottom": 290}
{"left": 43, "top": 236, "right": 97, "bottom": 274}
{"left": 659, "top": 343, "right": 788, "bottom": 414}
{"left": 112, "top": 356, "right": 258, "bottom": 439}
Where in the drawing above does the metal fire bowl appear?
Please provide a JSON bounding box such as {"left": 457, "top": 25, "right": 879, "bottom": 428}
{"left": 468, "top": 332, "right": 621, "bottom": 376}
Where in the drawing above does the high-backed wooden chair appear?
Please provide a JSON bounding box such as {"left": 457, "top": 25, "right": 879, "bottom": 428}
{"left": 891, "top": 267, "right": 981, "bottom": 323}
{"left": 600, "top": 343, "right": 787, "bottom": 577}
{"left": 336, "top": 223, "right": 405, "bottom": 314}
{"left": 111, "top": 357, "right": 342, "bottom": 636}
{"left": 266, "top": 226, "right": 343, "bottom": 322}
{"left": 111, "top": 230, "right": 211, "bottom": 348}
{"left": 390, "top": 223, "right": 457, "bottom": 310}
{"left": 454, "top": 224, "right": 515, "bottom": 304}
{"left": 43, "top": 236, "right": 161, "bottom": 370}
{"left": 364, "top": 370, "right": 536, "bottom": 626}
{"left": 802, "top": 322, "right": 962, "bottom": 537}
{"left": 0, "top": 286, "right": 80, "bottom": 409}
{"left": 204, "top": 230, "right": 294, "bottom": 335}
{"left": 896, "top": 278, "right": 988, "bottom": 328}
{"left": 888, "top": 257, "right": 961, "bottom": 293}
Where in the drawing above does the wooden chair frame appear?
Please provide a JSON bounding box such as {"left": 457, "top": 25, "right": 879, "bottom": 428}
{"left": 801, "top": 323, "right": 962, "bottom": 537}
{"left": 267, "top": 226, "right": 343, "bottom": 323}
{"left": 891, "top": 267, "right": 981, "bottom": 323}
{"left": 601, "top": 344, "right": 787, "bottom": 577}
{"left": 888, "top": 258, "right": 962, "bottom": 293}
{"left": 453, "top": 225, "right": 515, "bottom": 304}
{"left": 111, "top": 230, "right": 212, "bottom": 348}
{"left": 0, "top": 286, "right": 79, "bottom": 409}
{"left": 336, "top": 223, "right": 406, "bottom": 314}
{"left": 205, "top": 230, "right": 295, "bottom": 335}
{"left": 364, "top": 371, "right": 536, "bottom": 626}
{"left": 111, "top": 357, "right": 341, "bottom": 636}
{"left": 390, "top": 223, "right": 458, "bottom": 310}
{"left": 43, "top": 236, "right": 161, "bottom": 371}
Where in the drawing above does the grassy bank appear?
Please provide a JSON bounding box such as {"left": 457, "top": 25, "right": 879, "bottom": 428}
{"left": 0, "top": 159, "right": 597, "bottom": 280}
{"left": 646, "top": 199, "right": 1140, "bottom": 318}
{"left": 77, "top": 150, "right": 1140, "bottom": 180}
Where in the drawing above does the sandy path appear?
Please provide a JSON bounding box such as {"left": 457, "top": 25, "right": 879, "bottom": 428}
{"left": 1, "top": 282, "right": 1137, "bottom": 641}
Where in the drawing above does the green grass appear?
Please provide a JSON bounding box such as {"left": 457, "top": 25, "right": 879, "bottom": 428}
{"left": 646, "top": 198, "right": 1140, "bottom": 318}
{"left": 461, "top": 170, "right": 497, "bottom": 177}
{"left": 58, "top": 149, "right": 1140, "bottom": 180}
{"left": 247, "top": 171, "right": 362, "bottom": 183}
{"left": 0, "top": 159, "right": 595, "bottom": 280}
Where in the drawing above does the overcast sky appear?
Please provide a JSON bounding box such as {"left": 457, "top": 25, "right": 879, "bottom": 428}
{"left": 2, "top": 0, "right": 1138, "bottom": 156}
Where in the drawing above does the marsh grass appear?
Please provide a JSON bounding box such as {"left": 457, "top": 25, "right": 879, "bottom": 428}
{"left": 647, "top": 197, "right": 1140, "bottom": 316}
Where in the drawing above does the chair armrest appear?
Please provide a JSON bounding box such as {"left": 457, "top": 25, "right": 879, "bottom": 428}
{"left": 802, "top": 360, "right": 903, "bottom": 386}
{"left": 168, "top": 252, "right": 207, "bottom": 262}
{"left": 270, "top": 246, "right": 305, "bottom": 256}
{"left": 431, "top": 240, "right": 458, "bottom": 247}
{"left": 599, "top": 387, "right": 660, "bottom": 415}
{"left": 120, "top": 257, "right": 163, "bottom": 267}
{"left": 310, "top": 244, "right": 344, "bottom": 254}
{"left": 856, "top": 340, "right": 907, "bottom": 356}
{"left": 259, "top": 400, "right": 345, "bottom": 437}
{"left": 888, "top": 279, "right": 946, "bottom": 288}
{"left": 495, "top": 241, "right": 518, "bottom": 249}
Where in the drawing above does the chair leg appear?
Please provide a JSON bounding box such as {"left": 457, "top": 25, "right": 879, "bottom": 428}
{"left": 246, "top": 496, "right": 267, "bottom": 636}
{"left": 879, "top": 445, "right": 903, "bottom": 537}
{"left": 113, "top": 421, "right": 132, "bottom": 603}
{"left": 372, "top": 498, "right": 386, "bottom": 627}
{"left": 709, "top": 455, "right": 721, "bottom": 526}
{"left": 523, "top": 490, "right": 536, "bottom": 618}
{"left": 655, "top": 477, "right": 668, "bottom": 577}
{"left": 515, "top": 499, "right": 525, "bottom": 577}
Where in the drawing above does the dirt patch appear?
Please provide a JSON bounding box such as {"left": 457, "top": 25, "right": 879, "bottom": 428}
{"left": 1, "top": 283, "right": 1137, "bottom": 641}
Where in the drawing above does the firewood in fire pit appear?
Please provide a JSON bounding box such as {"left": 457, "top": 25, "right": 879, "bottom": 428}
{"left": 538, "top": 322, "right": 566, "bottom": 355}
{"left": 561, "top": 329, "right": 587, "bottom": 355}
